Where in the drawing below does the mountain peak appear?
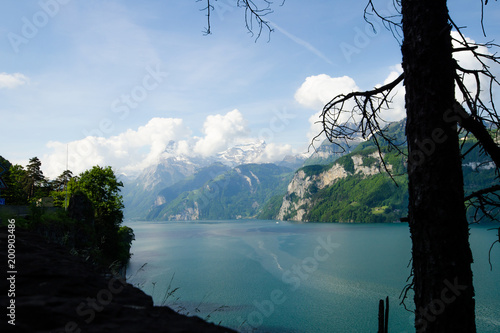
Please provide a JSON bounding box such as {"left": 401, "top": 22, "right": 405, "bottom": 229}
{"left": 216, "top": 141, "right": 267, "bottom": 166}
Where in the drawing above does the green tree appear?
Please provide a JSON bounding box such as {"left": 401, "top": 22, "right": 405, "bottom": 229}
{"left": 25, "top": 157, "right": 47, "bottom": 202}
{"left": 0, "top": 156, "right": 12, "bottom": 174}
{"left": 51, "top": 170, "right": 73, "bottom": 192}
{"left": 50, "top": 170, "right": 73, "bottom": 208}
{"left": 69, "top": 165, "right": 126, "bottom": 262}
{"left": 117, "top": 225, "right": 135, "bottom": 262}
{"left": 7, "top": 164, "right": 29, "bottom": 205}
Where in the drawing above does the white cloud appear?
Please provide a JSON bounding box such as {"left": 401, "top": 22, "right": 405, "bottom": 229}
{"left": 255, "top": 143, "right": 295, "bottom": 163}
{"left": 296, "top": 70, "right": 407, "bottom": 143}
{"left": 42, "top": 110, "right": 301, "bottom": 179}
{"left": 295, "top": 74, "right": 359, "bottom": 110}
{"left": 297, "top": 30, "right": 499, "bottom": 147}
{"left": 193, "top": 109, "right": 249, "bottom": 157}
{"left": 451, "top": 31, "right": 498, "bottom": 109}
{"left": 0, "top": 73, "right": 29, "bottom": 89}
{"left": 43, "top": 117, "right": 189, "bottom": 179}
{"left": 378, "top": 64, "right": 405, "bottom": 122}
{"left": 295, "top": 74, "right": 359, "bottom": 143}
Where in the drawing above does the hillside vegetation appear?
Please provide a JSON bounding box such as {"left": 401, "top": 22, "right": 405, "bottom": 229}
{"left": 150, "top": 163, "right": 294, "bottom": 220}
{"left": 269, "top": 119, "right": 494, "bottom": 223}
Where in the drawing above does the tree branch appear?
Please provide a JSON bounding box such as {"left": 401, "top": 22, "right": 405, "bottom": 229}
{"left": 465, "top": 185, "right": 500, "bottom": 202}
{"left": 198, "top": 0, "right": 284, "bottom": 41}
{"left": 318, "top": 72, "right": 404, "bottom": 145}
{"left": 197, "top": 0, "right": 214, "bottom": 35}
{"left": 314, "top": 73, "right": 405, "bottom": 183}
{"left": 364, "top": 0, "right": 403, "bottom": 43}
{"left": 454, "top": 102, "right": 500, "bottom": 169}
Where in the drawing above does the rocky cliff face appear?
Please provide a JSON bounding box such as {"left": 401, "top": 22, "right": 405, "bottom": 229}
{"left": 165, "top": 202, "right": 201, "bottom": 221}
{"left": 277, "top": 152, "right": 388, "bottom": 221}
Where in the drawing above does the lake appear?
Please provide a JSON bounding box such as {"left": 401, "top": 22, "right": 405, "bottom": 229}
{"left": 125, "top": 220, "right": 500, "bottom": 332}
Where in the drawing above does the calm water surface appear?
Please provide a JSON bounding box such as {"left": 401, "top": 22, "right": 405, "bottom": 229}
{"left": 125, "top": 220, "right": 500, "bottom": 332}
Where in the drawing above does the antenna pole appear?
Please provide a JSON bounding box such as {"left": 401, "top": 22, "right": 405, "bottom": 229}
{"left": 65, "top": 144, "right": 69, "bottom": 210}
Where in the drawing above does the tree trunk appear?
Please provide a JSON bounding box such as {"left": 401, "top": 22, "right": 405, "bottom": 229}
{"left": 401, "top": 0, "right": 476, "bottom": 332}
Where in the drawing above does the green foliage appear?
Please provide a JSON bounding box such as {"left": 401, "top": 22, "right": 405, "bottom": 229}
{"left": 336, "top": 155, "right": 355, "bottom": 173}
{"left": 147, "top": 163, "right": 231, "bottom": 220}
{"left": 117, "top": 226, "right": 135, "bottom": 262}
{"left": 51, "top": 170, "right": 73, "bottom": 192}
{"left": 362, "top": 155, "right": 377, "bottom": 167}
{"left": 305, "top": 174, "right": 408, "bottom": 223}
{"left": 0, "top": 156, "right": 57, "bottom": 205}
{"left": 50, "top": 190, "right": 67, "bottom": 208}
{"left": 257, "top": 194, "right": 284, "bottom": 220}
{"left": 0, "top": 156, "right": 131, "bottom": 265}
{"left": 384, "top": 149, "right": 407, "bottom": 175}
{"left": 26, "top": 157, "right": 48, "bottom": 202}
{"left": 71, "top": 166, "right": 124, "bottom": 220}
{"left": 3, "top": 164, "right": 29, "bottom": 205}
{"left": 299, "top": 164, "right": 332, "bottom": 178}
{"left": 68, "top": 165, "right": 126, "bottom": 263}
{"left": 154, "top": 164, "right": 293, "bottom": 220}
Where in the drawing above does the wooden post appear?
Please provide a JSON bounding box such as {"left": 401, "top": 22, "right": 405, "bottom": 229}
{"left": 378, "top": 299, "right": 385, "bottom": 333}
{"left": 378, "top": 297, "right": 389, "bottom": 333}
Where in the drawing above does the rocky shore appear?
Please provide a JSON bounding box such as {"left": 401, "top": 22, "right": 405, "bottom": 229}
{"left": 0, "top": 226, "right": 237, "bottom": 333}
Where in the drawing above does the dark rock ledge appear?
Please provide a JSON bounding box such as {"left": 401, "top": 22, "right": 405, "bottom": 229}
{"left": 0, "top": 227, "right": 238, "bottom": 333}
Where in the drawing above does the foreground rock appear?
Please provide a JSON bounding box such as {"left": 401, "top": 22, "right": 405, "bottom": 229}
{"left": 0, "top": 227, "right": 237, "bottom": 333}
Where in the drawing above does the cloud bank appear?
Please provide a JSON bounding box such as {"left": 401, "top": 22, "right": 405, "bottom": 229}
{"left": 42, "top": 109, "right": 294, "bottom": 179}
{"left": 295, "top": 68, "right": 407, "bottom": 143}
{"left": 42, "top": 68, "right": 409, "bottom": 179}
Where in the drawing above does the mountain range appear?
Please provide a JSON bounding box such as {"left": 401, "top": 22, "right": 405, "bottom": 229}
{"left": 121, "top": 140, "right": 307, "bottom": 220}
{"left": 122, "top": 119, "right": 496, "bottom": 223}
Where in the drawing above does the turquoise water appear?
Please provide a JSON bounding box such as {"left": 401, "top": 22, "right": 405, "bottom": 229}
{"left": 125, "top": 220, "right": 500, "bottom": 332}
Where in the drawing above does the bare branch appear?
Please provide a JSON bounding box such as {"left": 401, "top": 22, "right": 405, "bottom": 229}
{"left": 465, "top": 185, "right": 500, "bottom": 202}
{"left": 238, "top": 0, "right": 275, "bottom": 41}
{"left": 198, "top": 0, "right": 284, "bottom": 41}
{"left": 446, "top": 18, "right": 500, "bottom": 180}
{"left": 488, "top": 237, "right": 499, "bottom": 270}
{"left": 399, "top": 259, "right": 414, "bottom": 312}
{"left": 454, "top": 91, "right": 500, "bottom": 170}
{"left": 314, "top": 73, "right": 405, "bottom": 184}
{"left": 364, "top": 0, "right": 403, "bottom": 43}
{"left": 480, "top": 0, "right": 499, "bottom": 36}
{"left": 197, "top": 0, "right": 214, "bottom": 35}
{"left": 319, "top": 73, "right": 404, "bottom": 146}
{"left": 465, "top": 184, "right": 500, "bottom": 224}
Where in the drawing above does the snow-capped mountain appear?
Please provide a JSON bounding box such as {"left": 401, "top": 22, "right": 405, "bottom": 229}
{"left": 122, "top": 140, "right": 288, "bottom": 219}
{"left": 215, "top": 140, "right": 267, "bottom": 167}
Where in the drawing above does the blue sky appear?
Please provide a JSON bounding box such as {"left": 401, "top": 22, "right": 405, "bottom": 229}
{"left": 0, "top": 0, "right": 499, "bottom": 178}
